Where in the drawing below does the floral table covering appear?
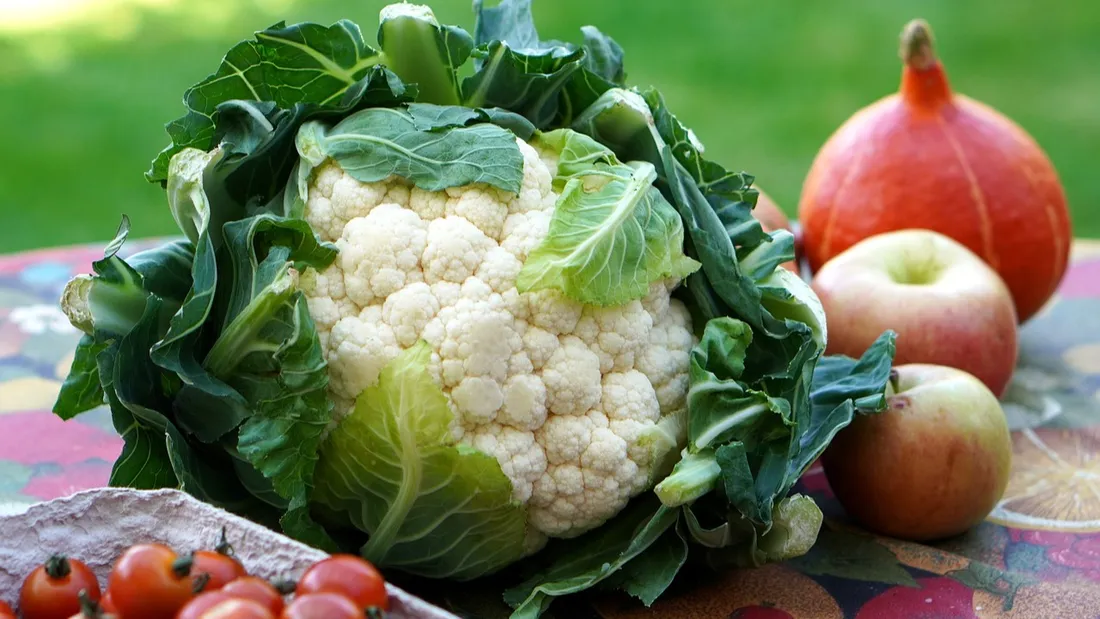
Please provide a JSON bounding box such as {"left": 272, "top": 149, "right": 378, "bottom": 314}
{"left": 2, "top": 240, "right": 1099, "bottom": 618}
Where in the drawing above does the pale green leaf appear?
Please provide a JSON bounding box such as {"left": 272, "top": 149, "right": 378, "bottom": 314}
{"left": 516, "top": 160, "right": 700, "bottom": 306}
{"left": 312, "top": 341, "right": 528, "bottom": 581}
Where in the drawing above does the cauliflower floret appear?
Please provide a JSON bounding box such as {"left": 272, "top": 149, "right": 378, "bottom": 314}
{"left": 541, "top": 336, "right": 602, "bottom": 415}
{"left": 382, "top": 181, "right": 411, "bottom": 208}
{"left": 300, "top": 268, "right": 356, "bottom": 336}
{"left": 498, "top": 374, "right": 548, "bottom": 431}
{"left": 445, "top": 184, "right": 511, "bottom": 240}
{"left": 601, "top": 371, "right": 664, "bottom": 466}
{"left": 501, "top": 287, "right": 528, "bottom": 321}
{"left": 509, "top": 350, "right": 534, "bottom": 376}
{"left": 338, "top": 205, "right": 428, "bottom": 306}
{"left": 326, "top": 314, "right": 400, "bottom": 406}
{"left": 537, "top": 413, "right": 594, "bottom": 465}
{"left": 529, "top": 411, "right": 644, "bottom": 537}
{"left": 330, "top": 172, "right": 392, "bottom": 224}
{"left": 573, "top": 300, "right": 653, "bottom": 373}
{"left": 310, "top": 161, "right": 343, "bottom": 199}
{"left": 501, "top": 210, "right": 552, "bottom": 261}
{"left": 523, "top": 325, "right": 559, "bottom": 370}
{"left": 531, "top": 142, "right": 560, "bottom": 185}
{"left": 451, "top": 376, "right": 504, "bottom": 425}
{"left": 430, "top": 281, "right": 462, "bottom": 308}
{"left": 582, "top": 427, "right": 636, "bottom": 481}
{"left": 510, "top": 139, "right": 556, "bottom": 214}
{"left": 422, "top": 216, "right": 496, "bottom": 284}
{"left": 468, "top": 425, "right": 548, "bottom": 503}
{"left": 476, "top": 247, "right": 523, "bottom": 293}
{"left": 641, "top": 279, "right": 676, "bottom": 318}
{"left": 600, "top": 371, "right": 661, "bottom": 423}
{"left": 525, "top": 289, "right": 583, "bottom": 335}
{"left": 408, "top": 186, "right": 446, "bottom": 220}
{"left": 435, "top": 295, "right": 524, "bottom": 387}
{"left": 460, "top": 276, "right": 494, "bottom": 302}
{"left": 382, "top": 282, "right": 440, "bottom": 347}
{"left": 303, "top": 162, "right": 348, "bottom": 242}
{"left": 636, "top": 299, "right": 695, "bottom": 414}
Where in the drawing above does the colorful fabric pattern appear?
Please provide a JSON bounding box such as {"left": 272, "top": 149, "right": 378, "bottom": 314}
{"left": 2, "top": 241, "right": 1099, "bottom": 617}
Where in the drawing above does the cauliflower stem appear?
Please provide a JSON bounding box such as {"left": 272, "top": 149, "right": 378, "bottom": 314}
{"left": 53, "top": 0, "right": 900, "bottom": 617}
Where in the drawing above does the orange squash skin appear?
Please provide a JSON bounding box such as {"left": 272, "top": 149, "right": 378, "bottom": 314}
{"left": 798, "top": 22, "right": 1072, "bottom": 323}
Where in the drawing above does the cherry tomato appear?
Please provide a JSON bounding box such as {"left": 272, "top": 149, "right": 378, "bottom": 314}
{"left": 220, "top": 577, "right": 285, "bottom": 615}
{"left": 295, "top": 555, "right": 388, "bottom": 611}
{"left": 192, "top": 551, "right": 247, "bottom": 592}
{"left": 0, "top": 601, "right": 15, "bottom": 619}
{"left": 280, "top": 593, "right": 362, "bottom": 619}
{"left": 65, "top": 612, "right": 119, "bottom": 619}
{"left": 65, "top": 590, "right": 114, "bottom": 619}
{"left": 107, "top": 543, "right": 195, "bottom": 619}
{"left": 177, "top": 591, "right": 233, "bottom": 619}
{"left": 20, "top": 554, "right": 102, "bottom": 619}
{"left": 99, "top": 591, "right": 117, "bottom": 614}
{"left": 200, "top": 599, "right": 274, "bottom": 619}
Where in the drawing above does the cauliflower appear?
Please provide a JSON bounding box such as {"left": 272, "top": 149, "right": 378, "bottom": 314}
{"left": 302, "top": 137, "right": 695, "bottom": 539}
{"left": 58, "top": 0, "right": 892, "bottom": 608}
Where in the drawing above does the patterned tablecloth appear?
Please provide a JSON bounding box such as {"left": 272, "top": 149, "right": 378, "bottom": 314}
{"left": 1, "top": 240, "right": 1099, "bottom": 618}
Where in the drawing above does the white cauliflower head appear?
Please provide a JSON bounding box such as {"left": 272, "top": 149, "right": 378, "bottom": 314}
{"left": 302, "top": 136, "right": 696, "bottom": 540}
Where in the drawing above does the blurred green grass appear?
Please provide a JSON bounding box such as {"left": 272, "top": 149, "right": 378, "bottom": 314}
{"left": 0, "top": 0, "right": 1097, "bottom": 253}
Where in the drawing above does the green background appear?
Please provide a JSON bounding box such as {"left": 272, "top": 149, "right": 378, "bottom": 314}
{"left": 0, "top": 0, "right": 1096, "bottom": 253}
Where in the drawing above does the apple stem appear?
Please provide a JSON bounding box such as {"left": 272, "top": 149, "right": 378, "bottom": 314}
{"left": 888, "top": 368, "right": 900, "bottom": 395}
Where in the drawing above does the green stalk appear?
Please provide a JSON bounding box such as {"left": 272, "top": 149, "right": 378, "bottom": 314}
{"left": 756, "top": 495, "right": 823, "bottom": 561}
{"left": 378, "top": 3, "right": 465, "bottom": 106}
{"left": 204, "top": 264, "right": 297, "bottom": 379}
{"left": 653, "top": 449, "right": 721, "bottom": 507}
{"left": 62, "top": 273, "right": 150, "bottom": 337}
{"left": 572, "top": 88, "right": 663, "bottom": 163}
{"left": 691, "top": 403, "right": 769, "bottom": 450}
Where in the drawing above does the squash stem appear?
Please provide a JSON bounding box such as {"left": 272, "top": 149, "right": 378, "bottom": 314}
{"left": 900, "top": 19, "right": 937, "bottom": 71}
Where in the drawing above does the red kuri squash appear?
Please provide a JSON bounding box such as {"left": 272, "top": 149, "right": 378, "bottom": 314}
{"left": 798, "top": 19, "right": 1072, "bottom": 322}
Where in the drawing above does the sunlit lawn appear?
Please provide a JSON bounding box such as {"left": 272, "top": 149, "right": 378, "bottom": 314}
{"left": 1, "top": 0, "right": 1098, "bottom": 253}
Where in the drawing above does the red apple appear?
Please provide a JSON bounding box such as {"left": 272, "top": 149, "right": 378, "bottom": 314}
{"left": 810, "top": 229, "right": 1018, "bottom": 396}
{"left": 823, "top": 363, "right": 1013, "bottom": 542}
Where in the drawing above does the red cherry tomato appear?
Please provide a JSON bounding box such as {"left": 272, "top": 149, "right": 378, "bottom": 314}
{"left": 191, "top": 550, "right": 248, "bottom": 592}
{"left": 177, "top": 591, "right": 234, "bottom": 619}
{"left": 0, "top": 601, "right": 15, "bottom": 619}
{"left": 99, "top": 591, "right": 117, "bottom": 613}
{"left": 295, "top": 555, "right": 388, "bottom": 611}
{"left": 63, "top": 590, "right": 112, "bottom": 619}
{"left": 107, "top": 543, "right": 195, "bottom": 619}
{"left": 198, "top": 598, "right": 274, "bottom": 619}
{"left": 280, "top": 593, "right": 362, "bottom": 619}
{"left": 220, "top": 577, "right": 285, "bottom": 615}
{"left": 20, "top": 554, "right": 102, "bottom": 619}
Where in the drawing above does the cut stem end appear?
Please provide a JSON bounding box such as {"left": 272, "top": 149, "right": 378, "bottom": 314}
{"left": 900, "top": 18, "right": 937, "bottom": 70}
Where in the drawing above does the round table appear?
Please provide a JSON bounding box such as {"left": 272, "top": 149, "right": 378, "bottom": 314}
{"left": 2, "top": 241, "right": 1099, "bottom": 618}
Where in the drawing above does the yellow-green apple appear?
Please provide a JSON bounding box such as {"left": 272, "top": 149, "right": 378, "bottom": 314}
{"left": 822, "top": 363, "right": 1012, "bottom": 541}
{"left": 810, "top": 229, "right": 1018, "bottom": 396}
{"left": 754, "top": 188, "right": 799, "bottom": 273}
